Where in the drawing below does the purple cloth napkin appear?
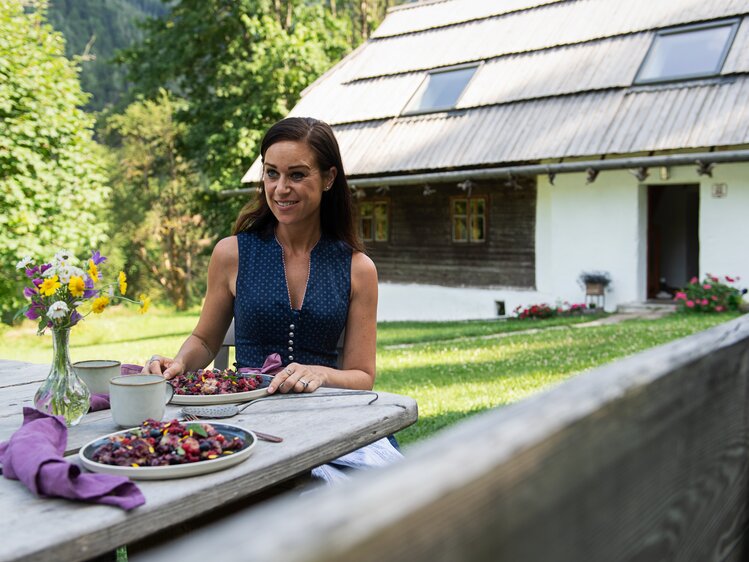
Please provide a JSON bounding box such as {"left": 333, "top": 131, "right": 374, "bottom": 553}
{"left": 89, "top": 393, "right": 110, "bottom": 412}
{"left": 0, "top": 408, "right": 145, "bottom": 510}
{"left": 238, "top": 353, "right": 283, "bottom": 376}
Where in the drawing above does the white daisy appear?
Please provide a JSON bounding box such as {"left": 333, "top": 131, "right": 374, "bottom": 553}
{"left": 47, "top": 301, "right": 70, "bottom": 320}
{"left": 16, "top": 256, "right": 33, "bottom": 270}
{"left": 53, "top": 249, "right": 77, "bottom": 268}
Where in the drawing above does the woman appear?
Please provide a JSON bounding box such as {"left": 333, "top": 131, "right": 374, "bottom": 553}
{"left": 145, "top": 116, "right": 378, "bottom": 396}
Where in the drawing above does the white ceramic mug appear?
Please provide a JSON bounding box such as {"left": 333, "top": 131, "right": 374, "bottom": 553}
{"left": 109, "top": 375, "right": 174, "bottom": 428}
{"left": 73, "top": 360, "right": 122, "bottom": 394}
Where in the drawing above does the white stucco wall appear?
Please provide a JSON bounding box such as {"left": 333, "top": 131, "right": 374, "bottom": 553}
{"left": 698, "top": 163, "right": 749, "bottom": 286}
{"left": 377, "top": 160, "right": 748, "bottom": 322}
{"left": 377, "top": 282, "right": 554, "bottom": 321}
{"left": 536, "top": 169, "right": 643, "bottom": 311}
{"left": 537, "top": 160, "right": 749, "bottom": 311}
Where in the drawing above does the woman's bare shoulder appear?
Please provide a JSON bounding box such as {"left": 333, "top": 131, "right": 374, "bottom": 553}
{"left": 351, "top": 251, "right": 378, "bottom": 286}
{"left": 212, "top": 236, "right": 238, "bottom": 260}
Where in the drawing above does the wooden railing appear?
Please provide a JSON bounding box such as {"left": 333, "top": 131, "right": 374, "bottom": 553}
{"left": 134, "top": 314, "right": 749, "bottom": 562}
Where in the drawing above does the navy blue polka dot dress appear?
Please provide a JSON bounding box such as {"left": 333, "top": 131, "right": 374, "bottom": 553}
{"left": 234, "top": 230, "right": 351, "bottom": 369}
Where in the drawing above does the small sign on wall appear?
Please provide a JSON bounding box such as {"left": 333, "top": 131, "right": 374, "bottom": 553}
{"left": 711, "top": 183, "right": 728, "bottom": 198}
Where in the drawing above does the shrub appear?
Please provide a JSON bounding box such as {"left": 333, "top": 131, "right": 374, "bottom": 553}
{"left": 674, "top": 275, "right": 746, "bottom": 313}
{"left": 515, "top": 302, "right": 591, "bottom": 320}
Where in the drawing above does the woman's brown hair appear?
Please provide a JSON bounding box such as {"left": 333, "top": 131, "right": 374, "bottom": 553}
{"left": 233, "top": 117, "right": 364, "bottom": 253}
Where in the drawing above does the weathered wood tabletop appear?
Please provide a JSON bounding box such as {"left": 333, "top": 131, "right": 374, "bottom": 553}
{"left": 0, "top": 360, "right": 418, "bottom": 562}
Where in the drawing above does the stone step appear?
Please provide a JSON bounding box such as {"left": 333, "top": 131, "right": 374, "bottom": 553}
{"left": 617, "top": 301, "right": 677, "bottom": 314}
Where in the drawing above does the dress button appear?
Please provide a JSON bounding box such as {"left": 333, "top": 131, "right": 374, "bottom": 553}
{"left": 289, "top": 324, "right": 295, "bottom": 329}
{"left": 289, "top": 332, "right": 294, "bottom": 337}
{"left": 288, "top": 355, "right": 294, "bottom": 361}
{"left": 288, "top": 346, "right": 293, "bottom": 352}
{"left": 288, "top": 340, "right": 293, "bottom": 345}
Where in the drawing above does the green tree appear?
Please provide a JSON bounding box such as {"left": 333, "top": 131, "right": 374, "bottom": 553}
{"left": 325, "top": 0, "right": 406, "bottom": 45}
{"left": 104, "top": 91, "right": 212, "bottom": 310}
{"left": 46, "top": 0, "right": 169, "bottom": 112}
{"left": 0, "top": 0, "right": 109, "bottom": 323}
{"left": 120, "top": 0, "right": 352, "bottom": 195}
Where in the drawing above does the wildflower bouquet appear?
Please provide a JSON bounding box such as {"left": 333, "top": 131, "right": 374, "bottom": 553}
{"left": 674, "top": 274, "right": 746, "bottom": 313}
{"left": 17, "top": 249, "right": 150, "bottom": 334}
{"left": 16, "top": 249, "right": 150, "bottom": 426}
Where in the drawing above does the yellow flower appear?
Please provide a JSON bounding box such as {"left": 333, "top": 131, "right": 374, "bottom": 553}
{"left": 40, "top": 275, "right": 61, "bottom": 297}
{"left": 92, "top": 295, "right": 110, "bottom": 314}
{"left": 68, "top": 276, "right": 85, "bottom": 298}
{"left": 118, "top": 271, "right": 127, "bottom": 295}
{"left": 88, "top": 260, "right": 98, "bottom": 283}
{"left": 138, "top": 293, "right": 151, "bottom": 314}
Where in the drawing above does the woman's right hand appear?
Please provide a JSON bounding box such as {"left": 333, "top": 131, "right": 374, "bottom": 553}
{"left": 142, "top": 355, "right": 185, "bottom": 380}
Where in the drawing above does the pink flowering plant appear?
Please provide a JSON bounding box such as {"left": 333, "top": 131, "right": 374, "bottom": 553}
{"left": 673, "top": 274, "right": 746, "bottom": 313}
{"left": 514, "top": 301, "right": 591, "bottom": 320}
{"left": 16, "top": 249, "right": 150, "bottom": 335}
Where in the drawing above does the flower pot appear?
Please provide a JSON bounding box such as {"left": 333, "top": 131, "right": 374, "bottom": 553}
{"left": 585, "top": 282, "right": 605, "bottom": 296}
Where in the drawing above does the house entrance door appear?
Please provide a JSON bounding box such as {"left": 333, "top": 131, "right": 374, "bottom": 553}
{"left": 647, "top": 185, "right": 699, "bottom": 300}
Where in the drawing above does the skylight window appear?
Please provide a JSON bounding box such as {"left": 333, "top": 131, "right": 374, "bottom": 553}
{"left": 405, "top": 65, "right": 478, "bottom": 113}
{"left": 635, "top": 19, "right": 739, "bottom": 84}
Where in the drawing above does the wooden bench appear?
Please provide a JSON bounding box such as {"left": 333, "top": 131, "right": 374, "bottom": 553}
{"left": 134, "top": 313, "right": 749, "bottom": 562}
{"left": 213, "top": 320, "right": 345, "bottom": 370}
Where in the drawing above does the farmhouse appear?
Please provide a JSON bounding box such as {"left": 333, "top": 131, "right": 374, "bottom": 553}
{"left": 242, "top": 0, "right": 749, "bottom": 314}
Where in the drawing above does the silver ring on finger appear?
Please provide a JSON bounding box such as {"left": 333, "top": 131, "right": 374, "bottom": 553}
{"left": 299, "top": 379, "right": 309, "bottom": 389}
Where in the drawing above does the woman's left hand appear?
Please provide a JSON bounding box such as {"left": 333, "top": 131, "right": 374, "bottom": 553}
{"left": 268, "top": 363, "right": 323, "bottom": 394}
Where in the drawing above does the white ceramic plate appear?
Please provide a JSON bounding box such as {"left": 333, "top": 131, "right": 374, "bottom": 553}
{"left": 78, "top": 423, "right": 256, "bottom": 480}
{"left": 168, "top": 374, "right": 272, "bottom": 405}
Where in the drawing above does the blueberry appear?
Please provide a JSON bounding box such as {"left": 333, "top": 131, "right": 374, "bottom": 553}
{"left": 150, "top": 429, "right": 161, "bottom": 438}
{"left": 199, "top": 442, "right": 210, "bottom": 452}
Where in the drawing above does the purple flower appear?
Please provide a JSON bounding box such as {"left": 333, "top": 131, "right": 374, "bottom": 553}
{"left": 25, "top": 265, "right": 40, "bottom": 278}
{"left": 24, "top": 304, "right": 42, "bottom": 320}
{"left": 69, "top": 310, "right": 83, "bottom": 327}
{"left": 23, "top": 286, "right": 37, "bottom": 298}
{"left": 32, "top": 278, "right": 43, "bottom": 288}
{"left": 90, "top": 250, "right": 107, "bottom": 265}
{"left": 40, "top": 263, "right": 52, "bottom": 274}
{"left": 82, "top": 276, "right": 97, "bottom": 298}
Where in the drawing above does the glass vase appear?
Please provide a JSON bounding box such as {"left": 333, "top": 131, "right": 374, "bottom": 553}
{"left": 33, "top": 328, "right": 90, "bottom": 427}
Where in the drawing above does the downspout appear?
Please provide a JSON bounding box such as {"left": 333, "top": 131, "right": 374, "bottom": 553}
{"left": 219, "top": 148, "right": 749, "bottom": 197}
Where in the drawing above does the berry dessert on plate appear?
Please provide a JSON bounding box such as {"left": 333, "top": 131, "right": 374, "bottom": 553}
{"left": 79, "top": 419, "right": 257, "bottom": 480}
{"left": 169, "top": 369, "right": 272, "bottom": 405}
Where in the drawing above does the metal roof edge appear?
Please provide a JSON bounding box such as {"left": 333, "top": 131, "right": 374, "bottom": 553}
{"left": 222, "top": 148, "right": 749, "bottom": 197}
{"left": 345, "top": 148, "right": 749, "bottom": 187}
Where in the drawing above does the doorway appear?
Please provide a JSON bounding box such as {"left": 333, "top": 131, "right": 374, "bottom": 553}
{"left": 647, "top": 185, "right": 699, "bottom": 299}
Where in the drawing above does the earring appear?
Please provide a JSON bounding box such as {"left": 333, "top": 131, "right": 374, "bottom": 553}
{"left": 324, "top": 184, "right": 332, "bottom": 191}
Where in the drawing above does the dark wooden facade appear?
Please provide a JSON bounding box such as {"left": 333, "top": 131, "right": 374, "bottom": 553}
{"left": 357, "top": 177, "right": 536, "bottom": 287}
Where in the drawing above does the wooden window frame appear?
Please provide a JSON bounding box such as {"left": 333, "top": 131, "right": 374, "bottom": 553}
{"left": 450, "top": 196, "right": 487, "bottom": 244}
{"left": 359, "top": 199, "right": 390, "bottom": 243}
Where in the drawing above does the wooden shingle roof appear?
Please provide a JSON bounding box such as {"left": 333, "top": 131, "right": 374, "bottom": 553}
{"left": 243, "top": 0, "right": 749, "bottom": 181}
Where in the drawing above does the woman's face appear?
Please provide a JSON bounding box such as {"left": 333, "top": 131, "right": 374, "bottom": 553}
{"left": 262, "top": 140, "right": 335, "bottom": 228}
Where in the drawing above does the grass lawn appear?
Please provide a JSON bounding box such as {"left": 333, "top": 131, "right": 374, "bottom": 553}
{"left": 1, "top": 308, "right": 742, "bottom": 447}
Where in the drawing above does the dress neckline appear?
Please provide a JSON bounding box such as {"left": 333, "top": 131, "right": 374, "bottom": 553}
{"left": 274, "top": 234, "right": 322, "bottom": 312}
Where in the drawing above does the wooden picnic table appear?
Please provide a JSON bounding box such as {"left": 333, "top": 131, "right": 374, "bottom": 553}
{"left": 0, "top": 360, "right": 417, "bottom": 562}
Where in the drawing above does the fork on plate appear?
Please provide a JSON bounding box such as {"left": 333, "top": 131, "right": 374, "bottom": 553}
{"left": 181, "top": 412, "right": 284, "bottom": 443}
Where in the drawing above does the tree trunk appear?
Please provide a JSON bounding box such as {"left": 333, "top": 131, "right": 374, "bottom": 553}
{"left": 360, "top": 0, "right": 369, "bottom": 41}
